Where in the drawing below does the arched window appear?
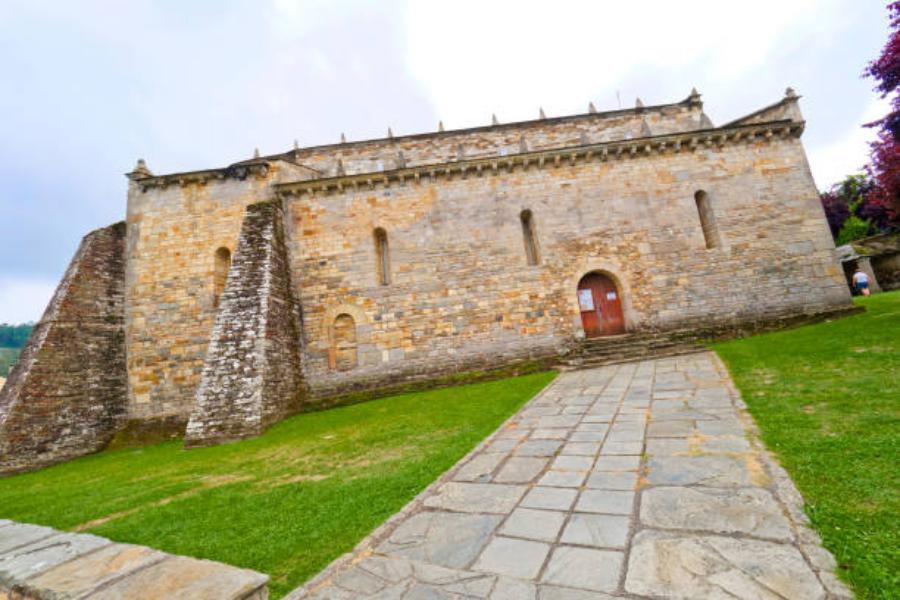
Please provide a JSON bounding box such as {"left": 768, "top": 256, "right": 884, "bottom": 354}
{"left": 694, "top": 190, "right": 721, "bottom": 249}
{"left": 332, "top": 313, "right": 357, "bottom": 371}
{"left": 520, "top": 209, "right": 540, "bottom": 266}
{"left": 213, "top": 247, "right": 231, "bottom": 307}
{"left": 374, "top": 227, "right": 391, "bottom": 285}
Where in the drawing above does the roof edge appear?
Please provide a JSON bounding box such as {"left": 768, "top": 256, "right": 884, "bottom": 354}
{"left": 273, "top": 118, "right": 804, "bottom": 197}
{"left": 130, "top": 95, "right": 701, "bottom": 185}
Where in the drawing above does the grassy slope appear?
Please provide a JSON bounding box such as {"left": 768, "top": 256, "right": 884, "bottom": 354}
{"left": 714, "top": 292, "right": 899, "bottom": 599}
{"left": 0, "top": 372, "right": 554, "bottom": 598}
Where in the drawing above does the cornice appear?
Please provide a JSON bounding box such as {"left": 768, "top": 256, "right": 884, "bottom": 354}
{"left": 260, "top": 96, "right": 697, "bottom": 160}
{"left": 130, "top": 162, "right": 271, "bottom": 192}
{"left": 274, "top": 119, "right": 804, "bottom": 198}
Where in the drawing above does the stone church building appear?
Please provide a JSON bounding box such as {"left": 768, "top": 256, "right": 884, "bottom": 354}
{"left": 0, "top": 89, "right": 852, "bottom": 474}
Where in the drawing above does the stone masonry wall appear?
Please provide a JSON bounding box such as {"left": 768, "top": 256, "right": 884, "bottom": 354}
{"left": 124, "top": 99, "right": 707, "bottom": 421}
{"left": 123, "top": 93, "right": 850, "bottom": 416}
{"left": 286, "top": 133, "right": 850, "bottom": 397}
{"left": 0, "top": 223, "right": 126, "bottom": 475}
{"left": 185, "top": 202, "right": 305, "bottom": 447}
{"left": 124, "top": 166, "right": 292, "bottom": 428}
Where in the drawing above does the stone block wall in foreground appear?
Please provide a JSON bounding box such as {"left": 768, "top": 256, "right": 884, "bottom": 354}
{"left": 0, "top": 519, "right": 268, "bottom": 599}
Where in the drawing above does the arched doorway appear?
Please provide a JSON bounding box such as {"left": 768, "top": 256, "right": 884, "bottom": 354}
{"left": 577, "top": 272, "right": 626, "bottom": 337}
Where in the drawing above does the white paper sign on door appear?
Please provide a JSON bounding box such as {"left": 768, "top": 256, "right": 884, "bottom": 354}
{"left": 606, "top": 291, "right": 617, "bottom": 300}
{"left": 578, "top": 289, "right": 595, "bottom": 311}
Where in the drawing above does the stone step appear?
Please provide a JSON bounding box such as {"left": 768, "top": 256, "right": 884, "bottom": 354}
{"left": 579, "top": 331, "right": 700, "bottom": 348}
{"left": 563, "top": 345, "right": 705, "bottom": 369}
{"left": 0, "top": 520, "right": 268, "bottom": 599}
{"left": 572, "top": 342, "right": 698, "bottom": 359}
{"left": 562, "top": 330, "right": 706, "bottom": 370}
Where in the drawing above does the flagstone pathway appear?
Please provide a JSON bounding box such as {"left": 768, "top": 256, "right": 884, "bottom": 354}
{"left": 289, "top": 352, "right": 852, "bottom": 599}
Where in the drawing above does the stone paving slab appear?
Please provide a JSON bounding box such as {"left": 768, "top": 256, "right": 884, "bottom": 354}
{"left": 0, "top": 520, "right": 269, "bottom": 599}
{"left": 288, "top": 352, "right": 853, "bottom": 599}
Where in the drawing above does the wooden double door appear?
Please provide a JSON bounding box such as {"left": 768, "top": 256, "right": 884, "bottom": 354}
{"left": 577, "top": 273, "right": 625, "bottom": 337}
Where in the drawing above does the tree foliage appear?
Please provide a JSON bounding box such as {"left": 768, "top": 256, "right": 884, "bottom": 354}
{"left": 819, "top": 174, "right": 885, "bottom": 244}
{"left": 863, "top": 1, "right": 900, "bottom": 227}
{"left": 819, "top": 3, "right": 900, "bottom": 241}
{"left": 835, "top": 215, "right": 873, "bottom": 246}
{"left": 0, "top": 323, "right": 34, "bottom": 349}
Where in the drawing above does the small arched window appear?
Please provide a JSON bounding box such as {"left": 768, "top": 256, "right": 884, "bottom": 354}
{"left": 374, "top": 227, "right": 391, "bottom": 285}
{"left": 520, "top": 209, "right": 540, "bottom": 266}
{"left": 694, "top": 191, "right": 721, "bottom": 249}
{"left": 332, "top": 313, "right": 357, "bottom": 371}
{"left": 213, "top": 247, "right": 231, "bottom": 307}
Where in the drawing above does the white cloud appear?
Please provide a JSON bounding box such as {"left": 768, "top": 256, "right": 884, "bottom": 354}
{"left": 807, "top": 96, "right": 890, "bottom": 189}
{"left": 403, "top": 0, "right": 836, "bottom": 127}
{"left": 0, "top": 278, "right": 56, "bottom": 324}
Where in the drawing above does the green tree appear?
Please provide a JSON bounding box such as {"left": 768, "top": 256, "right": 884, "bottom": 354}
{"left": 0, "top": 323, "right": 34, "bottom": 348}
{"left": 835, "top": 215, "right": 873, "bottom": 246}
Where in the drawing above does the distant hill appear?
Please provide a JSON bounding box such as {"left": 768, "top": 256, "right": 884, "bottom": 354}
{"left": 0, "top": 323, "right": 33, "bottom": 377}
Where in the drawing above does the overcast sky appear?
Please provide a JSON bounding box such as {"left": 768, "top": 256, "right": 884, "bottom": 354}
{"left": 0, "top": 0, "right": 890, "bottom": 323}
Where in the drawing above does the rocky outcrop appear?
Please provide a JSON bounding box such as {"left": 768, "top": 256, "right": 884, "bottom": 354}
{"left": 0, "top": 222, "right": 127, "bottom": 476}
{"left": 185, "top": 202, "right": 305, "bottom": 447}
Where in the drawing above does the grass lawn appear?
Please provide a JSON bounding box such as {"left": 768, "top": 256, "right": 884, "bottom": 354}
{"left": 0, "top": 372, "right": 554, "bottom": 598}
{"left": 714, "top": 291, "right": 900, "bottom": 599}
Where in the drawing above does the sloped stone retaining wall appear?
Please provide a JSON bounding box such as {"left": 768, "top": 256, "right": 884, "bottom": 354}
{"left": 0, "top": 519, "right": 268, "bottom": 599}
{"left": 0, "top": 222, "right": 127, "bottom": 476}
{"left": 185, "top": 201, "right": 305, "bottom": 447}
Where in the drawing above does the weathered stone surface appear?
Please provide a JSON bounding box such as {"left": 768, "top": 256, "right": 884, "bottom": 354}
{"left": 24, "top": 543, "right": 166, "bottom": 598}
{"left": 541, "top": 546, "right": 623, "bottom": 592}
{"left": 0, "top": 525, "right": 57, "bottom": 556}
{"left": 185, "top": 201, "right": 306, "bottom": 447}
{"left": 641, "top": 486, "right": 793, "bottom": 540}
{"left": 91, "top": 555, "right": 269, "bottom": 600}
{"left": 538, "top": 470, "right": 587, "bottom": 488}
{"left": 625, "top": 530, "right": 826, "bottom": 599}
{"left": 559, "top": 514, "right": 630, "bottom": 549}
{"left": 575, "top": 490, "right": 634, "bottom": 515}
{"left": 645, "top": 455, "right": 754, "bottom": 487}
{"left": 499, "top": 508, "right": 566, "bottom": 542}
{"left": 585, "top": 470, "right": 639, "bottom": 491}
{"left": 0, "top": 533, "right": 110, "bottom": 585}
{"left": 515, "top": 440, "right": 563, "bottom": 458}
{"left": 551, "top": 456, "right": 593, "bottom": 471}
{"left": 538, "top": 585, "right": 617, "bottom": 599}
{"left": 593, "top": 455, "right": 640, "bottom": 471}
{"left": 472, "top": 537, "right": 550, "bottom": 579}
{"left": 492, "top": 577, "right": 537, "bottom": 599}
{"left": 377, "top": 512, "right": 501, "bottom": 569}
{"left": 0, "top": 520, "right": 269, "bottom": 600}
{"left": 0, "top": 223, "right": 126, "bottom": 475}
{"left": 422, "top": 483, "right": 525, "bottom": 514}
{"left": 520, "top": 487, "right": 577, "bottom": 511}
{"left": 452, "top": 453, "right": 506, "bottom": 482}
{"left": 494, "top": 457, "right": 549, "bottom": 483}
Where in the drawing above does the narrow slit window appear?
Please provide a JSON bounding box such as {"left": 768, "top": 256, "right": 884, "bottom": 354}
{"left": 520, "top": 209, "right": 540, "bottom": 266}
{"left": 374, "top": 227, "right": 391, "bottom": 285}
{"left": 213, "top": 247, "right": 231, "bottom": 307}
{"left": 694, "top": 190, "right": 721, "bottom": 249}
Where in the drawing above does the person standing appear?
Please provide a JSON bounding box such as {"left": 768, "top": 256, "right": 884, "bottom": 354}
{"left": 852, "top": 266, "right": 871, "bottom": 296}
